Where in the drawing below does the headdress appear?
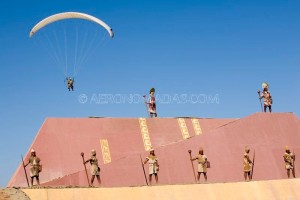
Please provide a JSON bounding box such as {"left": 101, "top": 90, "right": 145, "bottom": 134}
{"left": 149, "top": 88, "right": 155, "bottom": 94}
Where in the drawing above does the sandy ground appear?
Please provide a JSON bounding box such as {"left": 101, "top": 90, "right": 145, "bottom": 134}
{"left": 0, "top": 188, "right": 31, "bottom": 200}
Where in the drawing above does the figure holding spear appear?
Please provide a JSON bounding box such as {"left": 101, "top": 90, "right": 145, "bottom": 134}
{"left": 83, "top": 150, "right": 101, "bottom": 186}
{"left": 258, "top": 82, "right": 273, "bottom": 113}
{"left": 24, "top": 149, "right": 42, "bottom": 186}
{"left": 143, "top": 148, "right": 159, "bottom": 185}
{"left": 145, "top": 88, "right": 158, "bottom": 118}
{"left": 190, "top": 147, "right": 208, "bottom": 183}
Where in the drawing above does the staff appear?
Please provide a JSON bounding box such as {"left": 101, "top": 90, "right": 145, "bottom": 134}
{"left": 292, "top": 150, "right": 296, "bottom": 178}
{"left": 21, "top": 154, "right": 29, "bottom": 187}
{"left": 140, "top": 154, "right": 149, "bottom": 185}
{"left": 143, "top": 95, "right": 150, "bottom": 118}
{"left": 250, "top": 150, "right": 255, "bottom": 180}
{"left": 81, "top": 152, "right": 91, "bottom": 186}
{"left": 257, "top": 91, "right": 263, "bottom": 112}
{"left": 188, "top": 150, "right": 197, "bottom": 183}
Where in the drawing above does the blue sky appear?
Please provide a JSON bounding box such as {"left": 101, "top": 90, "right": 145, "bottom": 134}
{"left": 1, "top": 0, "right": 300, "bottom": 186}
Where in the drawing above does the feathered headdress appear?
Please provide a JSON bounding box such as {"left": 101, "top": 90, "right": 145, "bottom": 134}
{"left": 262, "top": 82, "right": 269, "bottom": 89}
{"left": 149, "top": 87, "right": 155, "bottom": 94}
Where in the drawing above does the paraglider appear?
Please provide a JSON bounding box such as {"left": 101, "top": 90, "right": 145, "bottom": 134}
{"left": 66, "top": 77, "right": 74, "bottom": 91}
{"left": 29, "top": 12, "right": 114, "bottom": 91}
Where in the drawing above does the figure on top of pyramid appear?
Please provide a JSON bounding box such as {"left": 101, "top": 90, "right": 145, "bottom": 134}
{"left": 146, "top": 87, "right": 157, "bottom": 118}
{"left": 258, "top": 82, "right": 272, "bottom": 112}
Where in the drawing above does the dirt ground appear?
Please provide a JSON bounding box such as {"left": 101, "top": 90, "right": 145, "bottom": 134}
{"left": 0, "top": 188, "right": 31, "bottom": 200}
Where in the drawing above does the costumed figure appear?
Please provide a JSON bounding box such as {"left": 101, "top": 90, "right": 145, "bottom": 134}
{"left": 259, "top": 82, "right": 272, "bottom": 112}
{"left": 84, "top": 149, "right": 101, "bottom": 186}
{"left": 283, "top": 146, "right": 296, "bottom": 178}
{"left": 144, "top": 148, "right": 159, "bottom": 185}
{"left": 191, "top": 147, "right": 208, "bottom": 183}
{"left": 24, "top": 149, "right": 42, "bottom": 186}
{"left": 243, "top": 146, "right": 252, "bottom": 181}
{"left": 148, "top": 88, "right": 157, "bottom": 117}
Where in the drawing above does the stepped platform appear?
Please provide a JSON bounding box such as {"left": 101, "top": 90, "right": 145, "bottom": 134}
{"left": 8, "top": 113, "right": 300, "bottom": 189}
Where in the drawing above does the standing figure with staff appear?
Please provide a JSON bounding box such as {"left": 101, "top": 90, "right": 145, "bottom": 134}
{"left": 190, "top": 147, "right": 208, "bottom": 183}
{"left": 24, "top": 149, "right": 41, "bottom": 186}
{"left": 144, "top": 148, "right": 159, "bottom": 185}
{"left": 83, "top": 149, "right": 101, "bottom": 186}
{"left": 146, "top": 88, "right": 157, "bottom": 118}
{"left": 258, "top": 82, "right": 273, "bottom": 113}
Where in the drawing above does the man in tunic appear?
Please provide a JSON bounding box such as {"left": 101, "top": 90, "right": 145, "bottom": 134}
{"left": 84, "top": 149, "right": 101, "bottom": 186}
{"left": 283, "top": 146, "right": 295, "bottom": 178}
{"left": 259, "top": 83, "right": 272, "bottom": 112}
{"left": 244, "top": 147, "right": 253, "bottom": 181}
{"left": 24, "top": 149, "right": 41, "bottom": 186}
{"left": 191, "top": 147, "right": 208, "bottom": 183}
{"left": 144, "top": 148, "right": 159, "bottom": 185}
{"left": 148, "top": 88, "right": 157, "bottom": 118}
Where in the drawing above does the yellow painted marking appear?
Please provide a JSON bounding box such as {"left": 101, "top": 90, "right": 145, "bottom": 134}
{"left": 100, "top": 139, "right": 112, "bottom": 164}
{"left": 139, "top": 118, "right": 152, "bottom": 151}
{"left": 177, "top": 118, "right": 190, "bottom": 139}
{"left": 191, "top": 118, "right": 202, "bottom": 135}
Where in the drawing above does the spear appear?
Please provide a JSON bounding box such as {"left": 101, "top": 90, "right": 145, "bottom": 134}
{"left": 188, "top": 150, "right": 197, "bottom": 183}
{"left": 292, "top": 150, "right": 296, "bottom": 178}
{"left": 140, "top": 154, "right": 149, "bottom": 186}
{"left": 81, "top": 152, "right": 91, "bottom": 186}
{"left": 250, "top": 149, "right": 255, "bottom": 180}
{"left": 143, "top": 95, "right": 150, "bottom": 118}
{"left": 257, "top": 90, "right": 263, "bottom": 112}
{"left": 21, "top": 154, "right": 30, "bottom": 187}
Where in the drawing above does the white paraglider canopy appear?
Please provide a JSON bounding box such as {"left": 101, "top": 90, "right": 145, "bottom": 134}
{"left": 29, "top": 12, "right": 114, "bottom": 38}
{"left": 29, "top": 12, "right": 114, "bottom": 78}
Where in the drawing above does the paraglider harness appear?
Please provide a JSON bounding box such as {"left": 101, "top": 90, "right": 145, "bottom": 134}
{"left": 65, "top": 77, "right": 74, "bottom": 91}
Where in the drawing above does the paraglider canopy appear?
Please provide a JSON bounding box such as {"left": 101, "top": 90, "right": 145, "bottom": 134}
{"left": 29, "top": 12, "right": 114, "bottom": 38}
{"left": 29, "top": 12, "right": 114, "bottom": 79}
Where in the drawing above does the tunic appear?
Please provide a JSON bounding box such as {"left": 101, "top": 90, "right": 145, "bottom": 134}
{"left": 148, "top": 95, "right": 157, "bottom": 114}
{"left": 243, "top": 153, "right": 252, "bottom": 172}
{"left": 28, "top": 156, "right": 41, "bottom": 177}
{"left": 147, "top": 155, "right": 158, "bottom": 174}
{"left": 283, "top": 152, "right": 294, "bottom": 170}
{"left": 197, "top": 154, "right": 207, "bottom": 173}
{"left": 90, "top": 155, "right": 100, "bottom": 176}
{"left": 261, "top": 91, "right": 272, "bottom": 106}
